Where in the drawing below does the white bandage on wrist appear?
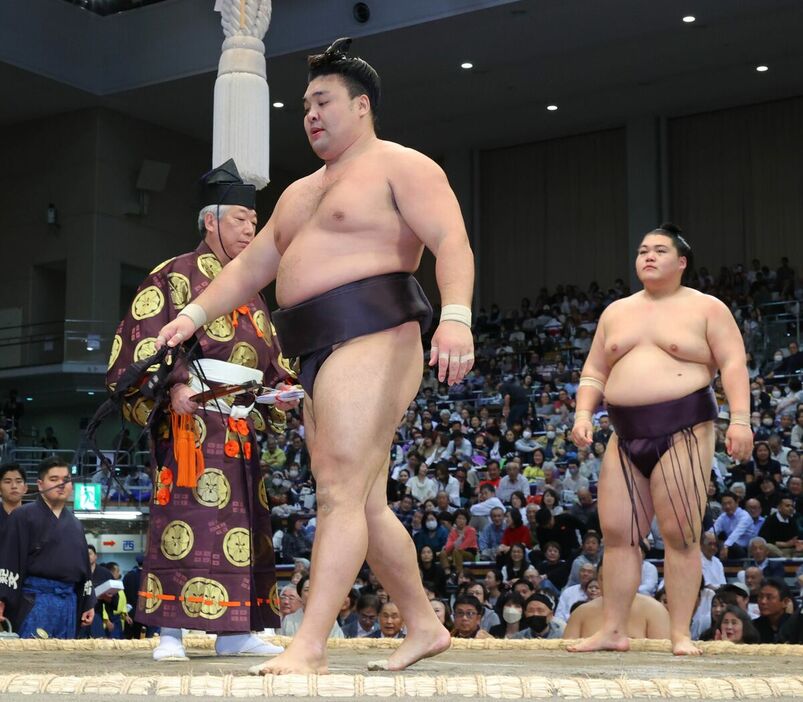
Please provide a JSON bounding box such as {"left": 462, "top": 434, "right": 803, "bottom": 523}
{"left": 178, "top": 302, "right": 208, "bottom": 330}
{"left": 440, "top": 304, "right": 472, "bottom": 327}
{"left": 578, "top": 376, "right": 605, "bottom": 392}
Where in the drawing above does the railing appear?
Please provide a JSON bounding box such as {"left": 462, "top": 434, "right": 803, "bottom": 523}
{"left": 0, "top": 319, "right": 115, "bottom": 370}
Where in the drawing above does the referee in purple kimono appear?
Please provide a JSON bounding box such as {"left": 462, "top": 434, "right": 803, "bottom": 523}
{"left": 106, "top": 161, "right": 295, "bottom": 660}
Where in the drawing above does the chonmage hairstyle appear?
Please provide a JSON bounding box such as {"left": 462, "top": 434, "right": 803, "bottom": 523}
{"left": 649, "top": 222, "right": 694, "bottom": 281}
{"left": 307, "top": 38, "right": 381, "bottom": 123}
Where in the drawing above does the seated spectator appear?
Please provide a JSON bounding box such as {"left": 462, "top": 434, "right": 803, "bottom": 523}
{"left": 393, "top": 494, "right": 416, "bottom": 531}
{"left": 478, "top": 507, "right": 506, "bottom": 560}
{"left": 439, "top": 509, "right": 478, "bottom": 580}
{"left": 430, "top": 599, "right": 453, "bottom": 631}
{"left": 514, "top": 429, "right": 538, "bottom": 463}
{"left": 592, "top": 415, "right": 613, "bottom": 446}
{"left": 281, "top": 575, "right": 344, "bottom": 638}
{"left": 501, "top": 508, "right": 533, "bottom": 549}
{"left": 478, "top": 461, "right": 502, "bottom": 491}
{"left": 433, "top": 463, "right": 460, "bottom": 507}
{"left": 418, "top": 545, "right": 448, "bottom": 598}
{"left": 713, "top": 605, "right": 761, "bottom": 644}
{"left": 753, "top": 578, "right": 793, "bottom": 643}
{"left": 284, "top": 434, "right": 310, "bottom": 474}
{"left": 563, "top": 563, "right": 670, "bottom": 640}
{"left": 536, "top": 424, "right": 565, "bottom": 461}
{"left": 498, "top": 460, "right": 530, "bottom": 504}
{"left": 462, "top": 581, "right": 501, "bottom": 632}
{"left": 367, "top": 600, "right": 405, "bottom": 639}
{"left": 755, "top": 475, "right": 782, "bottom": 515}
{"left": 123, "top": 466, "right": 152, "bottom": 503}
{"left": 499, "top": 543, "right": 529, "bottom": 585}
{"left": 409, "top": 463, "right": 438, "bottom": 504}
{"left": 342, "top": 593, "right": 380, "bottom": 638}
{"left": 414, "top": 511, "right": 449, "bottom": 554}
{"left": 469, "top": 484, "right": 505, "bottom": 526}
{"left": 700, "top": 531, "right": 726, "bottom": 588}
{"left": 512, "top": 592, "right": 564, "bottom": 639}
{"left": 337, "top": 589, "right": 359, "bottom": 632}
{"left": 281, "top": 514, "right": 313, "bottom": 564}
{"left": 523, "top": 448, "right": 554, "bottom": 484}
{"left": 509, "top": 490, "right": 529, "bottom": 519}
{"left": 638, "top": 541, "right": 659, "bottom": 596}
{"left": 483, "top": 570, "right": 504, "bottom": 608}
{"left": 759, "top": 495, "right": 800, "bottom": 556}
{"left": 744, "top": 498, "right": 767, "bottom": 544}
{"left": 534, "top": 507, "right": 581, "bottom": 559}
{"left": 533, "top": 540, "right": 570, "bottom": 591}
{"left": 561, "top": 458, "right": 589, "bottom": 495}
{"left": 488, "top": 591, "right": 527, "bottom": 639}
{"left": 566, "top": 530, "right": 602, "bottom": 587}
{"left": 714, "top": 491, "right": 752, "bottom": 560}
{"left": 780, "top": 606, "right": 803, "bottom": 644}
{"left": 568, "top": 488, "right": 599, "bottom": 530}
{"left": 260, "top": 434, "right": 286, "bottom": 470}
{"left": 555, "top": 563, "right": 597, "bottom": 622}
{"left": 450, "top": 595, "right": 491, "bottom": 639}
{"left": 0, "top": 463, "right": 27, "bottom": 521}
{"left": 746, "top": 537, "right": 786, "bottom": 579}
{"left": 539, "top": 488, "right": 563, "bottom": 516}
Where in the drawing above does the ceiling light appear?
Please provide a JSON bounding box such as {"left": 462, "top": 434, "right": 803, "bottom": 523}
{"left": 682, "top": 15, "right": 696, "bottom": 23}
{"left": 547, "top": 105, "right": 558, "bottom": 111}
{"left": 460, "top": 62, "right": 473, "bottom": 70}
{"left": 87, "top": 391, "right": 95, "bottom": 396}
{"left": 75, "top": 510, "right": 143, "bottom": 521}
{"left": 272, "top": 102, "right": 284, "bottom": 108}
{"left": 26, "top": 396, "right": 33, "bottom": 402}
{"left": 756, "top": 65, "right": 769, "bottom": 72}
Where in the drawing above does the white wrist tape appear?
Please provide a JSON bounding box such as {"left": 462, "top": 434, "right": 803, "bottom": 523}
{"left": 178, "top": 302, "right": 208, "bottom": 330}
{"left": 440, "top": 304, "right": 472, "bottom": 327}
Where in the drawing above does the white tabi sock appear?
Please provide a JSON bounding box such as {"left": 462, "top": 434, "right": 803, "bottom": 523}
{"left": 153, "top": 627, "right": 188, "bottom": 662}
{"left": 215, "top": 632, "right": 284, "bottom": 656}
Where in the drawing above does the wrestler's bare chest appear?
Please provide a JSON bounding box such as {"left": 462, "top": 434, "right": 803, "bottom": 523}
{"left": 603, "top": 296, "right": 712, "bottom": 367}
{"left": 273, "top": 158, "right": 423, "bottom": 307}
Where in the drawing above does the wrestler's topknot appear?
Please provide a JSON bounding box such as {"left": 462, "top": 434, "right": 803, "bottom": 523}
{"left": 307, "top": 37, "right": 381, "bottom": 123}
{"left": 651, "top": 221, "right": 693, "bottom": 280}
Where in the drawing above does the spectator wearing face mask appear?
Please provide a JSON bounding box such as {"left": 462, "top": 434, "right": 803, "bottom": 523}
{"left": 535, "top": 425, "right": 565, "bottom": 461}
{"left": 512, "top": 593, "right": 564, "bottom": 639}
{"left": 514, "top": 429, "right": 538, "bottom": 463}
{"left": 414, "top": 511, "right": 450, "bottom": 554}
{"left": 488, "top": 591, "right": 527, "bottom": 639}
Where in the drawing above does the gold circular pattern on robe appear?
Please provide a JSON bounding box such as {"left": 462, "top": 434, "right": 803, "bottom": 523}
{"left": 205, "top": 315, "right": 235, "bottom": 342}
{"left": 134, "top": 337, "right": 160, "bottom": 372}
{"left": 150, "top": 257, "right": 176, "bottom": 275}
{"left": 107, "top": 335, "right": 122, "bottom": 370}
{"left": 131, "top": 397, "right": 154, "bottom": 427}
{"left": 268, "top": 582, "right": 280, "bottom": 615}
{"left": 249, "top": 409, "right": 266, "bottom": 433}
{"left": 131, "top": 285, "right": 165, "bottom": 321}
{"left": 180, "top": 577, "right": 228, "bottom": 620}
{"left": 258, "top": 479, "right": 269, "bottom": 510}
{"left": 252, "top": 310, "right": 273, "bottom": 347}
{"left": 227, "top": 342, "right": 258, "bottom": 369}
{"left": 160, "top": 520, "right": 194, "bottom": 561}
{"left": 193, "top": 415, "right": 207, "bottom": 447}
{"left": 197, "top": 254, "right": 222, "bottom": 280}
{"left": 167, "top": 272, "right": 191, "bottom": 310}
{"left": 143, "top": 572, "right": 163, "bottom": 614}
{"left": 192, "top": 467, "right": 231, "bottom": 509}
{"left": 223, "top": 527, "right": 251, "bottom": 567}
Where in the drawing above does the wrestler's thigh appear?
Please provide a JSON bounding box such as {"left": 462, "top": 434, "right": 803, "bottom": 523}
{"left": 308, "top": 322, "right": 424, "bottom": 486}
{"left": 302, "top": 393, "right": 317, "bottom": 452}
{"left": 597, "top": 434, "right": 654, "bottom": 545}
{"left": 650, "top": 421, "right": 714, "bottom": 538}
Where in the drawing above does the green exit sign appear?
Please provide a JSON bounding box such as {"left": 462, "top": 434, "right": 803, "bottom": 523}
{"left": 74, "top": 484, "right": 101, "bottom": 511}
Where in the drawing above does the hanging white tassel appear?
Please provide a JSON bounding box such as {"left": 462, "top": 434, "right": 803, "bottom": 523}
{"left": 212, "top": 0, "right": 273, "bottom": 190}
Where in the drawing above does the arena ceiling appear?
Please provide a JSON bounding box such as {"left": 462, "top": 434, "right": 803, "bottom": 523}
{"left": 2, "top": 0, "right": 803, "bottom": 177}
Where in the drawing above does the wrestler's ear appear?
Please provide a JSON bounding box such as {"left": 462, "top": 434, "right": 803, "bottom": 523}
{"left": 355, "top": 93, "right": 371, "bottom": 118}
{"left": 677, "top": 255, "right": 687, "bottom": 272}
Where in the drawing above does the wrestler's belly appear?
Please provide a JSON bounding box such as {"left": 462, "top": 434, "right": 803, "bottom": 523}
{"left": 275, "top": 233, "right": 421, "bottom": 308}
{"left": 604, "top": 347, "right": 714, "bottom": 406}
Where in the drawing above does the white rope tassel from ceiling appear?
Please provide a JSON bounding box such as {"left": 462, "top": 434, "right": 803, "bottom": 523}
{"left": 212, "top": 0, "right": 273, "bottom": 190}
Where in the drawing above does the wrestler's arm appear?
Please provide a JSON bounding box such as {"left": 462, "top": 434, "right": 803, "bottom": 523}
{"left": 705, "top": 296, "right": 753, "bottom": 462}
{"left": 390, "top": 148, "right": 475, "bottom": 385}
{"left": 570, "top": 309, "right": 612, "bottom": 447}
{"left": 156, "top": 214, "right": 282, "bottom": 348}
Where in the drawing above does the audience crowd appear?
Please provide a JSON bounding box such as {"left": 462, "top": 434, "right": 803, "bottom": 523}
{"left": 1, "top": 256, "right": 803, "bottom": 642}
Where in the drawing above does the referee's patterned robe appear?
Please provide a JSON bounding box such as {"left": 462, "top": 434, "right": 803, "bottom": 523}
{"left": 106, "top": 240, "right": 292, "bottom": 632}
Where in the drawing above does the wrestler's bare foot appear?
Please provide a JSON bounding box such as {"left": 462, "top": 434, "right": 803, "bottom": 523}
{"left": 672, "top": 636, "right": 702, "bottom": 656}
{"left": 566, "top": 630, "right": 630, "bottom": 653}
{"left": 250, "top": 641, "right": 328, "bottom": 676}
{"left": 380, "top": 624, "right": 451, "bottom": 671}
